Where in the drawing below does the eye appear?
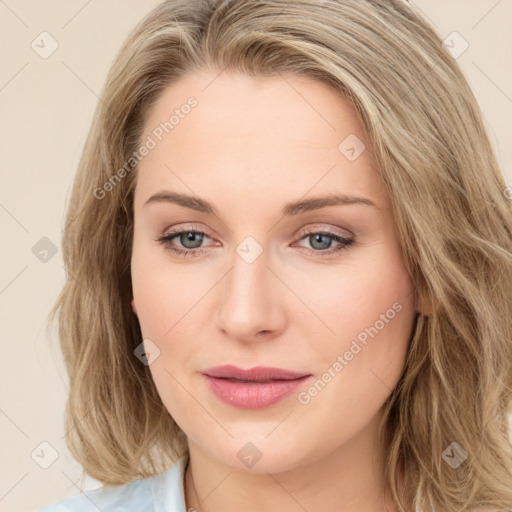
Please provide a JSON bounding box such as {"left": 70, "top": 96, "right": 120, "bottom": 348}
{"left": 294, "top": 229, "right": 355, "bottom": 257}
{"left": 154, "top": 225, "right": 355, "bottom": 258}
{"left": 154, "top": 224, "right": 212, "bottom": 258}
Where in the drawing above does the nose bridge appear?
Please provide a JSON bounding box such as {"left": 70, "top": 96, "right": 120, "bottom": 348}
{"left": 227, "top": 244, "right": 273, "bottom": 312}
{"left": 215, "top": 241, "right": 283, "bottom": 339}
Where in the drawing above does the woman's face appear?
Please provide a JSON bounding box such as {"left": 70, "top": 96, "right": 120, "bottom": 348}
{"left": 130, "top": 69, "right": 418, "bottom": 473}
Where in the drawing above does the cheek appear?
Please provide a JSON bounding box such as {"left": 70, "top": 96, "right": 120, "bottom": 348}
{"left": 130, "top": 248, "right": 198, "bottom": 426}
{"left": 300, "top": 245, "right": 416, "bottom": 392}
{"left": 130, "top": 235, "right": 200, "bottom": 339}
{"left": 290, "top": 254, "right": 416, "bottom": 448}
{"left": 298, "top": 247, "right": 414, "bottom": 349}
{"left": 333, "top": 266, "right": 414, "bottom": 352}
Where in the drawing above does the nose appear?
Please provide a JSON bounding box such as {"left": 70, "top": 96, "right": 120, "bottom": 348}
{"left": 214, "top": 250, "right": 287, "bottom": 343}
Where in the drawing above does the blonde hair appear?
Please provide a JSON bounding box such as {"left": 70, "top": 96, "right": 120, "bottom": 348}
{"left": 47, "top": 1, "right": 512, "bottom": 510}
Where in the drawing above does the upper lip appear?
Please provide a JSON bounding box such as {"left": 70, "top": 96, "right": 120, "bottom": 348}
{"left": 202, "top": 365, "right": 311, "bottom": 382}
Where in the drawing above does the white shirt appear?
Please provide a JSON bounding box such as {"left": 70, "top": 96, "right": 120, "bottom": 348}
{"left": 36, "top": 454, "right": 189, "bottom": 512}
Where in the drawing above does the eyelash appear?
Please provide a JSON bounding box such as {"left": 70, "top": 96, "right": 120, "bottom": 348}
{"left": 154, "top": 224, "right": 355, "bottom": 259}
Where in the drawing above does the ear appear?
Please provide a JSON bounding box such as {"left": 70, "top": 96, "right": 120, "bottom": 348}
{"left": 131, "top": 298, "right": 137, "bottom": 315}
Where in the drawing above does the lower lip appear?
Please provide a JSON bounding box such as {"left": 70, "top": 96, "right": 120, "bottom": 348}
{"left": 202, "top": 374, "right": 312, "bottom": 409}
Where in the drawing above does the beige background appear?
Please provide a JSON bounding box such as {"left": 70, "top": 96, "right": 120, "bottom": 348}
{"left": 1, "top": 1, "right": 511, "bottom": 511}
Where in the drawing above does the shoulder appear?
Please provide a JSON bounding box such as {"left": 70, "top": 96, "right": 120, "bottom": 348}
{"left": 35, "top": 455, "right": 189, "bottom": 512}
{"left": 35, "top": 478, "right": 152, "bottom": 512}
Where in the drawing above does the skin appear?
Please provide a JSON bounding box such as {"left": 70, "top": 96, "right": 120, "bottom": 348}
{"left": 130, "top": 68, "right": 429, "bottom": 512}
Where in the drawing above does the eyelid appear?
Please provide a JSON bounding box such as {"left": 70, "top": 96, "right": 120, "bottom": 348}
{"left": 162, "top": 222, "right": 353, "bottom": 242}
{"left": 294, "top": 223, "right": 353, "bottom": 240}
{"left": 163, "top": 223, "right": 215, "bottom": 239}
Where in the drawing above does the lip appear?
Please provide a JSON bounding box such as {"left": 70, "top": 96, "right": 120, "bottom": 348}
{"left": 202, "top": 365, "right": 311, "bottom": 381}
{"left": 201, "top": 365, "right": 312, "bottom": 409}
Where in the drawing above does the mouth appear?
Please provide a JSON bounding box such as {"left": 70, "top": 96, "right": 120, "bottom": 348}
{"left": 201, "top": 366, "right": 313, "bottom": 409}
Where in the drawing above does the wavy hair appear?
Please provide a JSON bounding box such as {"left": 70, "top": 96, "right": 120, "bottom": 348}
{"left": 47, "top": 1, "right": 512, "bottom": 510}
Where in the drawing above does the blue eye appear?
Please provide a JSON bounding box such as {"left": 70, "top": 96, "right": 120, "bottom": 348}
{"left": 298, "top": 231, "right": 355, "bottom": 255}
{"left": 155, "top": 226, "right": 355, "bottom": 258}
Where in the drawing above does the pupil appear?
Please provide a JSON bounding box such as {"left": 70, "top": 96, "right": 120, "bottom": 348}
{"left": 312, "top": 234, "right": 331, "bottom": 250}
{"left": 182, "top": 232, "right": 202, "bottom": 248}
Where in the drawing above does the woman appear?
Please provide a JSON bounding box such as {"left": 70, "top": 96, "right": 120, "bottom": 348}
{"left": 37, "top": 0, "right": 512, "bottom": 511}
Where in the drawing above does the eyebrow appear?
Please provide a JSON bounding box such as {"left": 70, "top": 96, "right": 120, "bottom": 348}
{"left": 143, "top": 191, "right": 379, "bottom": 216}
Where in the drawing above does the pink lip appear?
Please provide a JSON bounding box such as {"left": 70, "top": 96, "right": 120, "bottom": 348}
{"left": 201, "top": 365, "right": 312, "bottom": 409}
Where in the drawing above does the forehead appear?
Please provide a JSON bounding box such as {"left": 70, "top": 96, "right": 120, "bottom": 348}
{"left": 134, "top": 69, "right": 387, "bottom": 212}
